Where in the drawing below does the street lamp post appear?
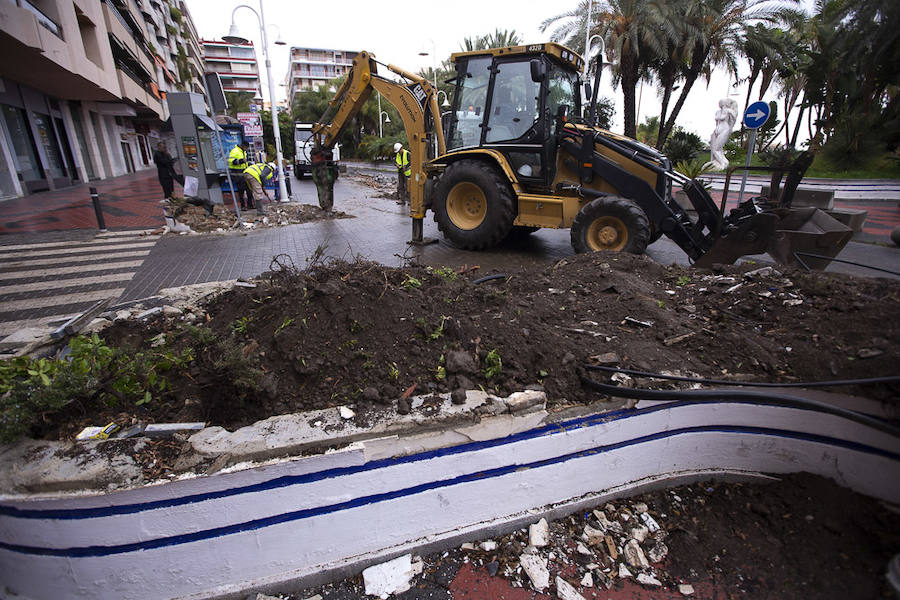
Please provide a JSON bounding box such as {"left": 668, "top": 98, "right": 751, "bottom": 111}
{"left": 419, "top": 39, "right": 439, "bottom": 156}
{"left": 224, "top": 1, "right": 289, "bottom": 203}
{"left": 377, "top": 92, "right": 392, "bottom": 138}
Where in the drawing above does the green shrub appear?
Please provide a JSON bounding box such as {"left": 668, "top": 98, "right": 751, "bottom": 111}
{"left": 663, "top": 128, "right": 707, "bottom": 164}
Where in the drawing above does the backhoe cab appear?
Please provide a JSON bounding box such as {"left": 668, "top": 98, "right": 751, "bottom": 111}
{"left": 311, "top": 44, "right": 851, "bottom": 267}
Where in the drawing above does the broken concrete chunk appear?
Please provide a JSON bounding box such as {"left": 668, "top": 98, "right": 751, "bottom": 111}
{"left": 629, "top": 525, "right": 649, "bottom": 543}
{"left": 576, "top": 542, "right": 592, "bottom": 556}
{"left": 678, "top": 583, "right": 696, "bottom": 596}
{"left": 858, "top": 348, "right": 884, "bottom": 359}
{"left": 136, "top": 306, "right": 163, "bottom": 320}
{"left": 633, "top": 502, "right": 648, "bottom": 514}
{"left": 519, "top": 553, "right": 549, "bottom": 591}
{"left": 636, "top": 573, "right": 662, "bottom": 587}
{"left": 234, "top": 281, "right": 257, "bottom": 288}
{"left": 647, "top": 541, "right": 669, "bottom": 563}
{"left": 480, "top": 540, "right": 497, "bottom": 552}
{"left": 504, "top": 390, "right": 546, "bottom": 413}
{"left": 623, "top": 539, "right": 649, "bottom": 569}
{"left": 162, "top": 305, "right": 182, "bottom": 317}
{"left": 580, "top": 572, "right": 593, "bottom": 588}
{"left": 529, "top": 518, "right": 550, "bottom": 547}
{"left": 362, "top": 553, "right": 415, "bottom": 599}
{"left": 639, "top": 512, "right": 661, "bottom": 533}
{"left": 143, "top": 422, "right": 206, "bottom": 438}
{"left": 588, "top": 352, "right": 620, "bottom": 366}
{"left": 555, "top": 576, "right": 586, "bottom": 600}
{"left": 338, "top": 406, "right": 355, "bottom": 419}
{"left": 618, "top": 564, "right": 633, "bottom": 579}
{"left": 583, "top": 524, "right": 605, "bottom": 545}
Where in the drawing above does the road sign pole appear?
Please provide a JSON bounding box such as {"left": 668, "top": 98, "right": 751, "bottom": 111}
{"left": 737, "top": 128, "right": 757, "bottom": 205}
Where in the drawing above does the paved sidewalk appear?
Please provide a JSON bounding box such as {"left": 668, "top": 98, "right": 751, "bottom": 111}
{"left": 0, "top": 169, "right": 170, "bottom": 234}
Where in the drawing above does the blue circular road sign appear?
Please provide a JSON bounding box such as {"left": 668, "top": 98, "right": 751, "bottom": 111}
{"left": 743, "top": 101, "right": 771, "bottom": 129}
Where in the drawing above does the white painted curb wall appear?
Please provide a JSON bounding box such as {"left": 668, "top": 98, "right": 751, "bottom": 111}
{"left": 1, "top": 398, "right": 898, "bottom": 600}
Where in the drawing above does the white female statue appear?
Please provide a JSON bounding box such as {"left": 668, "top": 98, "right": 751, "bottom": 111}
{"left": 707, "top": 98, "right": 739, "bottom": 171}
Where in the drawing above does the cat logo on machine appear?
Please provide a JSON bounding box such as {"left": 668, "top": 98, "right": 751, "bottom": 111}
{"left": 409, "top": 83, "right": 428, "bottom": 109}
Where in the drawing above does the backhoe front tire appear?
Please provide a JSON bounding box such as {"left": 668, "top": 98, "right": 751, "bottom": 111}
{"left": 571, "top": 196, "right": 650, "bottom": 254}
{"left": 433, "top": 160, "right": 516, "bottom": 250}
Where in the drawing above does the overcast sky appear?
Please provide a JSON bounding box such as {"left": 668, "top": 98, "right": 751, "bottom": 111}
{"left": 184, "top": 0, "right": 765, "bottom": 143}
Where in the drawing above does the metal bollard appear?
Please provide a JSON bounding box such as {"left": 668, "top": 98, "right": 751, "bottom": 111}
{"left": 89, "top": 187, "right": 107, "bottom": 232}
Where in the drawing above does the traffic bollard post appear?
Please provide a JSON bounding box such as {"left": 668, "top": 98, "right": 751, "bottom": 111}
{"left": 90, "top": 187, "right": 107, "bottom": 232}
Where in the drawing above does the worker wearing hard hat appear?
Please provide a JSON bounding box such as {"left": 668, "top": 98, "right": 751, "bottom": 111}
{"left": 228, "top": 141, "right": 251, "bottom": 209}
{"left": 393, "top": 142, "right": 411, "bottom": 205}
{"left": 242, "top": 162, "right": 276, "bottom": 214}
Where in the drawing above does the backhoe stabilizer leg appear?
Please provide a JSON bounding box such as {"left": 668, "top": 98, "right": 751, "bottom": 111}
{"left": 408, "top": 217, "right": 437, "bottom": 246}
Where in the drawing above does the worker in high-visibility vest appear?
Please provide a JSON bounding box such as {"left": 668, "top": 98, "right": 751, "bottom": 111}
{"left": 228, "top": 141, "right": 250, "bottom": 209}
{"left": 393, "top": 142, "right": 411, "bottom": 205}
{"left": 242, "top": 162, "right": 276, "bottom": 214}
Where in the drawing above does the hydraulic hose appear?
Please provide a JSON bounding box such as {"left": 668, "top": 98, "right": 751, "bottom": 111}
{"left": 578, "top": 371, "right": 900, "bottom": 437}
{"left": 472, "top": 274, "right": 508, "bottom": 285}
{"left": 583, "top": 364, "right": 900, "bottom": 389}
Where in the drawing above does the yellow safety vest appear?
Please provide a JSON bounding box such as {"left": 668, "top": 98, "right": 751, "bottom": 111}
{"left": 395, "top": 148, "right": 411, "bottom": 177}
{"left": 228, "top": 145, "right": 247, "bottom": 171}
{"left": 243, "top": 163, "right": 274, "bottom": 185}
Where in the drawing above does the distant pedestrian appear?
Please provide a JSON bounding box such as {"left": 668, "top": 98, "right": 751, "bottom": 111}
{"left": 393, "top": 142, "right": 410, "bottom": 204}
{"left": 228, "top": 141, "right": 251, "bottom": 209}
{"left": 153, "top": 142, "right": 177, "bottom": 200}
{"left": 243, "top": 162, "right": 276, "bottom": 214}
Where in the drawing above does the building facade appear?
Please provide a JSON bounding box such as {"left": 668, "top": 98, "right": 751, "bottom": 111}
{"left": 201, "top": 39, "right": 262, "bottom": 100}
{"left": 0, "top": 0, "right": 205, "bottom": 200}
{"left": 286, "top": 47, "right": 358, "bottom": 107}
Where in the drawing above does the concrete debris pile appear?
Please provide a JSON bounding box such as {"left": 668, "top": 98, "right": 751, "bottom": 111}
{"left": 460, "top": 500, "right": 696, "bottom": 597}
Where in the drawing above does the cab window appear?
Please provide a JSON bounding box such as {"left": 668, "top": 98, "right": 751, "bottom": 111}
{"left": 448, "top": 57, "right": 491, "bottom": 150}
{"left": 485, "top": 60, "right": 540, "bottom": 143}
{"left": 546, "top": 62, "right": 579, "bottom": 120}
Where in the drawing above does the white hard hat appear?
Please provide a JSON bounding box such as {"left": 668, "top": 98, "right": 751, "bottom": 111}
{"left": 267, "top": 162, "right": 276, "bottom": 170}
{"left": 393, "top": 142, "right": 402, "bottom": 153}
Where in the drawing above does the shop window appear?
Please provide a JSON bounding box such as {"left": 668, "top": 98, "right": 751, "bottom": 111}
{"left": 1, "top": 104, "right": 43, "bottom": 182}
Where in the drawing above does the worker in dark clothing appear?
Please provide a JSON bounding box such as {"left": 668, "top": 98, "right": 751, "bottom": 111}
{"left": 153, "top": 142, "right": 178, "bottom": 200}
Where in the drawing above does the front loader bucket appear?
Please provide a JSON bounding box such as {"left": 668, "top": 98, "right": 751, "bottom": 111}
{"left": 693, "top": 207, "right": 853, "bottom": 269}
{"left": 693, "top": 212, "right": 779, "bottom": 268}
{"left": 765, "top": 207, "right": 853, "bottom": 270}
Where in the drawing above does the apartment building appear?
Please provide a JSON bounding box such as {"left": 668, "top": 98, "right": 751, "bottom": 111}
{"left": 286, "top": 47, "right": 358, "bottom": 106}
{"left": 0, "top": 0, "right": 205, "bottom": 199}
{"left": 201, "top": 39, "right": 262, "bottom": 100}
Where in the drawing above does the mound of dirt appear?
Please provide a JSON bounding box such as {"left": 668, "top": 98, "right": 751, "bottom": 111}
{"left": 166, "top": 200, "right": 352, "bottom": 232}
{"left": 33, "top": 252, "right": 900, "bottom": 440}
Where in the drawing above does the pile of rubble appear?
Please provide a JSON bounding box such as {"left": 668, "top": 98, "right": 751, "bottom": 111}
{"left": 161, "top": 200, "right": 352, "bottom": 234}
{"left": 460, "top": 499, "right": 695, "bottom": 598}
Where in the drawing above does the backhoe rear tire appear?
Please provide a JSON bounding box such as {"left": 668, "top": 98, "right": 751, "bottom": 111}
{"left": 433, "top": 160, "right": 516, "bottom": 250}
{"left": 571, "top": 196, "right": 650, "bottom": 254}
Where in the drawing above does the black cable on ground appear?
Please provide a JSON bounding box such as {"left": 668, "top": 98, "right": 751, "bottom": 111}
{"left": 582, "top": 364, "right": 900, "bottom": 388}
{"left": 578, "top": 372, "right": 900, "bottom": 437}
{"left": 794, "top": 251, "right": 900, "bottom": 277}
{"left": 472, "top": 274, "right": 508, "bottom": 285}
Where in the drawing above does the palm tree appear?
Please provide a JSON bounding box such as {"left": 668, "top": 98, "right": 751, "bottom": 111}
{"left": 460, "top": 29, "right": 522, "bottom": 52}
{"left": 657, "top": 0, "right": 797, "bottom": 147}
{"left": 542, "top": 0, "right": 670, "bottom": 138}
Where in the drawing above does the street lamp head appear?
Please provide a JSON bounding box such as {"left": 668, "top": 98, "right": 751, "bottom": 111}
{"left": 223, "top": 22, "right": 249, "bottom": 45}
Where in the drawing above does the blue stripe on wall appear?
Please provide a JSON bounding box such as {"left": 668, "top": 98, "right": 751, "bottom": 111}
{"left": 0, "top": 425, "right": 896, "bottom": 558}
{"left": 0, "top": 399, "right": 894, "bottom": 521}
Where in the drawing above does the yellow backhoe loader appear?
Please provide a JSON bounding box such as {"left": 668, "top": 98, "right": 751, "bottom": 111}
{"left": 309, "top": 43, "right": 850, "bottom": 268}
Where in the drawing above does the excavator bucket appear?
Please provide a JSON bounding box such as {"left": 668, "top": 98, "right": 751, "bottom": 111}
{"left": 765, "top": 207, "right": 854, "bottom": 270}
{"left": 694, "top": 207, "right": 852, "bottom": 269}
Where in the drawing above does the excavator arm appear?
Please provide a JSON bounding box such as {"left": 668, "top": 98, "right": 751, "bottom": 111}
{"left": 311, "top": 51, "right": 446, "bottom": 242}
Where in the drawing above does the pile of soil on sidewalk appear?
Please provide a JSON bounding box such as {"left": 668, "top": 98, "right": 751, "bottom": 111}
{"left": 164, "top": 200, "right": 352, "bottom": 233}
{"left": 285, "top": 473, "right": 900, "bottom": 600}
{"left": 30, "top": 251, "right": 899, "bottom": 441}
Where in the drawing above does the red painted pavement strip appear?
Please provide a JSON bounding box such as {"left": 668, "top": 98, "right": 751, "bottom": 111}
{"left": 448, "top": 563, "right": 718, "bottom": 599}
{"left": 0, "top": 170, "right": 172, "bottom": 234}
